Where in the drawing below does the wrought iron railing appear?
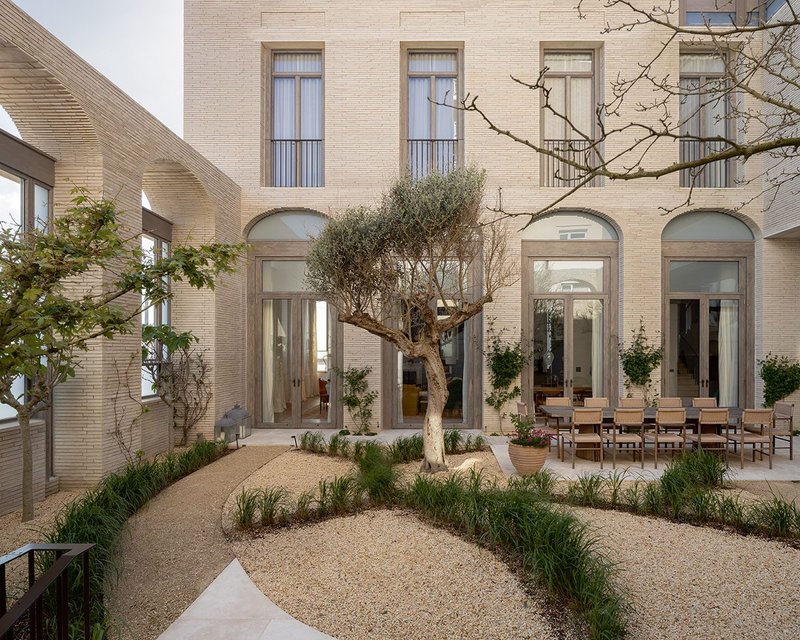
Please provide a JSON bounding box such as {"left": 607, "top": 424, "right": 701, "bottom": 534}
{"left": 0, "top": 543, "right": 94, "bottom": 640}
{"left": 271, "top": 139, "right": 324, "bottom": 187}
{"left": 542, "top": 139, "right": 601, "bottom": 187}
{"left": 680, "top": 139, "right": 731, "bottom": 188}
{"left": 407, "top": 139, "right": 459, "bottom": 180}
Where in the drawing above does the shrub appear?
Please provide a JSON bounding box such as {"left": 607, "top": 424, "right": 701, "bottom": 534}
{"left": 355, "top": 444, "right": 398, "bottom": 504}
{"left": 336, "top": 366, "right": 378, "bottom": 434}
{"left": 258, "top": 487, "right": 288, "bottom": 527}
{"left": 443, "top": 429, "right": 464, "bottom": 455}
{"left": 388, "top": 434, "right": 424, "bottom": 463}
{"left": 299, "top": 431, "right": 327, "bottom": 454}
{"left": 759, "top": 352, "right": 800, "bottom": 407}
{"left": 619, "top": 318, "right": 662, "bottom": 404}
{"left": 327, "top": 433, "right": 351, "bottom": 458}
{"left": 233, "top": 489, "right": 260, "bottom": 529}
{"left": 46, "top": 439, "right": 227, "bottom": 632}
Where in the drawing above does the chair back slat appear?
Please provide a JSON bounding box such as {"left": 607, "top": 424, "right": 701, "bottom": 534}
{"left": 584, "top": 397, "right": 609, "bottom": 408}
{"left": 516, "top": 401, "right": 528, "bottom": 416}
{"left": 741, "top": 409, "right": 773, "bottom": 427}
{"left": 774, "top": 401, "right": 794, "bottom": 418}
{"left": 658, "top": 397, "right": 682, "bottom": 408}
{"left": 699, "top": 408, "right": 729, "bottom": 425}
{"left": 692, "top": 397, "right": 717, "bottom": 408}
{"left": 656, "top": 408, "right": 686, "bottom": 427}
{"left": 613, "top": 408, "right": 644, "bottom": 426}
{"left": 619, "top": 397, "right": 645, "bottom": 408}
{"left": 545, "top": 397, "right": 572, "bottom": 407}
{"left": 572, "top": 407, "right": 603, "bottom": 426}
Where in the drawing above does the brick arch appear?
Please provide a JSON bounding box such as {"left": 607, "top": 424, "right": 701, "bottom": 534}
{"left": 0, "top": 39, "right": 101, "bottom": 169}
{"left": 141, "top": 158, "right": 215, "bottom": 235}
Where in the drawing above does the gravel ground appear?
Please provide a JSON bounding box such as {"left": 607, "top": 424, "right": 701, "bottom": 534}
{"left": 0, "top": 489, "right": 84, "bottom": 602}
{"left": 107, "top": 445, "right": 287, "bottom": 640}
{"left": 733, "top": 480, "right": 800, "bottom": 503}
{"left": 234, "top": 509, "right": 568, "bottom": 640}
{"left": 573, "top": 506, "right": 800, "bottom": 640}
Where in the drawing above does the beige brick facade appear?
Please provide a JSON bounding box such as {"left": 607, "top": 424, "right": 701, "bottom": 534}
{"left": 184, "top": 0, "right": 799, "bottom": 430}
{"left": 0, "top": 0, "right": 244, "bottom": 514}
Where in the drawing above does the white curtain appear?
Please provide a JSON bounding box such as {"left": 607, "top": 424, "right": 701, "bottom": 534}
{"left": 591, "top": 300, "right": 604, "bottom": 397}
{"left": 543, "top": 76, "right": 566, "bottom": 140}
{"left": 569, "top": 77, "right": 593, "bottom": 139}
{"left": 272, "top": 77, "right": 296, "bottom": 186}
{"left": 434, "top": 77, "right": 457, "bottom": 173}
{"left": 261, "top": 301, "right": 275, "bottom": 423}
{"left": 408, "top": 77, "right": 431, "bottom": 178}
{"left": 300, "top": 77, "right": 323, "bottom": 186}
{"left": 274, "top": 305, "right": 290, "bottom": 415}
{"left": 718, "top": 300, "right": 738, "bottom": 407}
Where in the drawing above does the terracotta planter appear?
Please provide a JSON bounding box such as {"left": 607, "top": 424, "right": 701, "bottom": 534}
{"left": 508, "top": 442, "right": 549, "bottom": 475}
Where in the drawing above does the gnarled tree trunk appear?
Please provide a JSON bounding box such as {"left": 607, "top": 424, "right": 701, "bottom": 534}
{"left": 420, "top": 346, "right": 449, "bottom": 472}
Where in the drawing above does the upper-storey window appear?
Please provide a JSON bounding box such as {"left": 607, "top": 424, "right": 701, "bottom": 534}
{"left": 680, "top": 0, "right": 778, "bottom": 26}
{"left": 270, "top": 51, "right": 324, "bottom": 188}
{"left": 141, "top": 209, "right": 172, "bottom": 398}
{"left": 679, "top": 53, "right": 732, "bottom": 188}
{"left": 541, "top": 51, "right": 600, "bottom": 187}
{"left": 405, "top": 50, "right": 461, "bottom": 180}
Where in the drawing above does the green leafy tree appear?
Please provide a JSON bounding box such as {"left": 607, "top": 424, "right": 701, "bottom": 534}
{"left": 0, "top": 189, "right": 241, "bottom": 521}
{"left": 483, "top": 319, "right": 530, "bottom": 432}
{"left": 619, "top": 318, "right": 663, "bottom": 405}
{"left": 307, "top": 168, "right": 514, "bottom": 471}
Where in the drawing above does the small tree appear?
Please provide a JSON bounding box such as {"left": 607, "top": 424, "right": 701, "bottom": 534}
{"left": 143, "top": 325, "right": 213, "bottom": 446}
{"left": 483, "top": 319, "right": 530, "bottom": 432}
{"left": 0, "top": 189, "right": 240, "bottom": 521}
{"left": 619, "top": 319, "right": 663, "bottom": 405}
{"left": 307, "top": 168, "right": 514, "bottom": 471}
{"left": 336, "top": 366, "right": 378, "bottom": 434}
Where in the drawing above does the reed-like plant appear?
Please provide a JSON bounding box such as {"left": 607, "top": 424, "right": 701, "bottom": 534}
{"left": 258, "top": 487, "right": 288, "bottom": 526}
{"left": 233, "top": 488, "right": 260, "bottom": 529}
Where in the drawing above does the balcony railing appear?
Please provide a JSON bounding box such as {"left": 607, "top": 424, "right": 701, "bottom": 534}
{"left": 680, "top": 139, "right": 731, "bottom": 188}
{"left": 271, "top": 139, "right": 323, "bottom": 187}
{"left": 407, "top": 139, "right": 459, "bottom": 180}
{"left": 1, "top": 543, "right": 94, "bottom": 640}
{"left": 542, "top": 139, "right": 601, "bottom": 187}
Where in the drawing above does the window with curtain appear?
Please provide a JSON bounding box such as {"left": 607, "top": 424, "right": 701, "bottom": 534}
{"left": 406, "top": 50, "right": 460, "bottom": 179}
{"left": 271, "top": 51, "right": 324, "bottom": 187}
{"left": 681, "top": 0, "right": 768, "bottom": 26}
{"left": 141, "top": 231, "right": 171, "bottom": 398}
{"left": 679, "top": 52, "right": 732, "bottom": 187}
{"left": 541, "top": 51, "right": 599, "bottom": 187}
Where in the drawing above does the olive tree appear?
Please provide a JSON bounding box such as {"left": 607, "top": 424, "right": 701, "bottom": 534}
{"left": 0, "top": 189, "right": 240, "bottom": 521}
{"left": 306, "top": 168, "right": 514, "bottom": 471}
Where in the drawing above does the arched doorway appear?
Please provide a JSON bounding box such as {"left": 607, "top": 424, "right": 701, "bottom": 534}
{"left": 247, "top": 210, "right": 341, "bottom": 428}
{"left": 521, "top": 211, "right": 620, "bottom": 410}
{"left": 662, "top": 211, "right": 755, "bottom": 407}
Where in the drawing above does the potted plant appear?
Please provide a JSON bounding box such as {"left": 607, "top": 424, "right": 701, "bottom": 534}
{"left": 508, "top": 413, "right": 552, "bottom": 475}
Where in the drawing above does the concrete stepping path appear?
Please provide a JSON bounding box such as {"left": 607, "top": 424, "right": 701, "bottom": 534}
{"left": 157, "top": 560, "right": 334, "bottom": 640}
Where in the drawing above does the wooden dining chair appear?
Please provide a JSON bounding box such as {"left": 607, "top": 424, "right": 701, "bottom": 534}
{"left": 658, "top": 397, "right": 683, "bottom": 408}
{"left": 755, "top": 401, "right": 794, "bottom": 460}
{"left": 544, "top": 396, "right": 572, "bottom": 456}
{"left": 318, "top": 378, "right": 329, "bottom": 414}
{"left": 727, "top": 409, "right": 773, "bottom": 469}
{"left": 692, "top": 397, "right": 717, "bottom": 408}
{"left": 562, "top": 407, "right": 604, "bottom": 469}
{"left": 618, "top": 397, "right": 645, "bottom": 408}
{"left": 584, "top": 397, "right": 609, "bottom": 408}
{"left": 603, "top": 409, "right": 645, "bottom": 469}
{"left": 644, "top": 408, "right": 686, "bottom": 468}
{"left": 685, "top": 408, "right": 729, "bottom": 463}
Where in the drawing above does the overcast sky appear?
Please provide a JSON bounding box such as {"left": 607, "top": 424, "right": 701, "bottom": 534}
{"left": 1, "top": 1, "right": 183, "bottom": 137}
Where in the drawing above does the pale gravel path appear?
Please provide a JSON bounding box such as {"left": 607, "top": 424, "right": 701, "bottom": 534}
{"left": 234, "top": 510, "right": 566, "bottom": 640}
{"left": 107, "top": 446, "right": 287, "bottom": 640}
{"left": 574, "top": 506, "right": 800, "bottom": 640}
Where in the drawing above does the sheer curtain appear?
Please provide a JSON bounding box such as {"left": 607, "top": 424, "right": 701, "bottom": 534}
{"left": 300, "top": 77, "right": 323, "bottom": 186}
{"left": 434, "top": 77, "right": 457, "bottom": 173}
{"left": 718, "top": 300, "right": 738, "bottom": 407}
{"left": 272, "top": 77, "right": 296, "bottom": 187}
{"left": 408, "top": 77, "right": 430, "bottom": 178}
{"left": 273, "top": 305, "right": 289, "bottom": 415}
{"left": 301, "top": 301, "right": 317, "bottom": 401}
{"left": 262, "top": 301, "right": 275, "bottom": 423}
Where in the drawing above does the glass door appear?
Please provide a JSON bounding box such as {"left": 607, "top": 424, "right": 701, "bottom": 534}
{"left": 665, "top": 260, "right": 743, "bottom": 407}
{"left": 529, "top": 258, "right": 608, "bottom": 411}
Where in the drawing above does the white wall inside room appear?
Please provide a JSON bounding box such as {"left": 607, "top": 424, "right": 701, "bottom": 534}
{"left": 0, "top": 105, "right": 21, "bottom": 138}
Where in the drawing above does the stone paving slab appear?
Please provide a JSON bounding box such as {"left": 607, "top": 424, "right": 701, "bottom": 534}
{"left": 158, "top": 560, "right": 334, "bottom": 640}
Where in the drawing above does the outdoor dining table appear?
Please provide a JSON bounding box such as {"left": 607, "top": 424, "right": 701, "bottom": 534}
{"left": 539, "top": 405, "right": 744, "bottom": 461}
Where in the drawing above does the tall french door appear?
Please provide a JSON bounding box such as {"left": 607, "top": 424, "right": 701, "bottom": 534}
{"left": 258, "top": 294, "right": 338, "bottom": 427}
{"left": 663, "top": 255, "right": 749, "bottom": 408}
{"left": 526, "top": 255, "right": 613, "bottom": 411}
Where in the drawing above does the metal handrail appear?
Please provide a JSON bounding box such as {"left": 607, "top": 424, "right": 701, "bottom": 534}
{"left": 0, "top": 543, "right": 94, "bottom": 640}
{"left": 542, "top": 139, "right": 602, "bottom": 187}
